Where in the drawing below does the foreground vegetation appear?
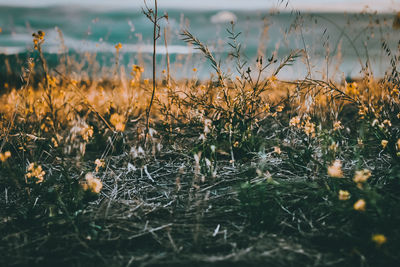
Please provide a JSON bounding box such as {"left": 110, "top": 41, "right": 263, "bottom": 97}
{"left": 1, "top": 6, "right": 400, "bottom": 267}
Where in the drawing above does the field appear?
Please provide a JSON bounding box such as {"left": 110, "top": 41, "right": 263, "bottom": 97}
{"left": 1, "top": 2, "right": 400, "bottom": 267}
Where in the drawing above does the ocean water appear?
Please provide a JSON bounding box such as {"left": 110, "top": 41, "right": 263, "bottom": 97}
{"left": 0, "top": 4, "right": 399, "bottom": 82}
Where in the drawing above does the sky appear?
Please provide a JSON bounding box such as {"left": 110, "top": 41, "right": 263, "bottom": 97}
{"left": 0, "top": 0, "right": 398, "bottom": 12}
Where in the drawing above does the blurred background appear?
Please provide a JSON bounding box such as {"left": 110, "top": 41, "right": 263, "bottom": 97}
{"left": 0, "top": 0, "right": 399, "bottom": 82}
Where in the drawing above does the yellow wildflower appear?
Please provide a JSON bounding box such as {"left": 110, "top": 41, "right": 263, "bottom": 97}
{"left": 372, "top": 234, "right": 387, "bottom": 246}
{"left": 81, "top": 125, "right": 94, "bottom": 142}
{"left": 110, "top": 113, "right": 126, "bottom": 132}
{"left": 192, "top": 68, "right": 197, "bottom": 72}
{"left": 353, "top": 169, "right": 372, "bottom": 183}
{"left": 115, "top": 42, "right": 122, "bottom": 50}
{"left": 289, "top": 116, "right": 301, "bottom": 128}
{"left": 353, "top": 199, "right": 366, "bottom": 211}
{"left": 338, "top": 190, "right": 350, "bottom": 201}
{"left": 383, "top": 119, "right": 392, "bottom": 127}
{"left": 95, "top": 159, "right": 105, "bottom": 172}
{"left": 82, "top": 173, "right": 103, "bottom": 194}
{"left": 303, "top": 121, "right": 316, "bottom": 137}
{"left": 276, "top": 105, "right": 284, "bottom": 112}
{"left": 381, "top": 139, "right": 388, "bottom": 149}
{"left": 333, "top": 121, "right": 343, "bottom": 131}
{"left": 345, "top": 82, "right": 359, "bottom": 96}
{"left": 0, "top": 151, "right": 11, "bottom": 162}
{"left": 273, "top": 146, "right": 281, "bottom": 155}
{"left": 329, "top": 142, "right": 338, "bottom": 152}
{"left": 327, "top": 160, "right": 344, "bottom": 178}
{"left": 26, "top": 163, "right": 45, "bottom": 184}
{"left": 397, "top": 139, "right": 400, "bottom": 150}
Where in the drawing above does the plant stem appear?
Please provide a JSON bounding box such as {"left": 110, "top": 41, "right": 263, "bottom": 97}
{"left": 144, "top": 0, "right": 158, "bottom": 145}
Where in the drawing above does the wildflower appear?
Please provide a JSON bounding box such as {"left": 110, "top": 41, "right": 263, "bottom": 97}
{"left": 132, "top": 65, "right": 144, "bottom": 73}
{"left": 391, "top": 88, "right": 400, "bottom": 97}
{"left": 289, "top": 116, "right": 301, "bottom": 128}
{"left": 338, "top": 190, "right": 350, "bottom": 200}
{"left": 81, "top": 125, "right": 94, "bottom": 142}
{"left": 345, "top": 82, "right": 359, "bottom": 96}
{"left": 353, "top": 199, "right": 366, "bottom": 211}
{"left": 26, "top": 163, "right": 45, "bottom": 184}
{"left": 110, "top": 113, "right": 126, "bottom": 132}
{"left": 233, "top": 141, "right": 239, "bottom": 148}
{"left": 329, "top": 142, "right": 339, "bottom": 152}
{"left": 95, "top": 159, "right": 105, "bottom": 172}
{"left": 273, "top": 146, "right": 281, "bottom": 155}
{"left": 333, "top": 121, "right": 343, "bottom": 131}
{"left": 268, "top": 75, "right": 278, "bottom": 83}
{"left": 327, "top": 160, "right": 344, "bottom": 178}
{"left": 51, "top": 137, "right": 59, "bottom": 148}
{"left": 32, "top": 30, "right": 45, "bottom": 50}
{"left": 264, "top": 103, "right": 270, "bottom": 113}
{"left": 192, "top": 68, "right": 197, "bottom": 72}
{"left": 81, "top": 173, "right": 102, "bottom": 194}
{"left": 0, "top": 151, "right": 11, "bottom": 162}
{"left": 372, "top": 234, "right": 387, "bottom": 246}
{"left": 381, "top": 139, "right": 388, "bottom": 149}
{"left": 276, "top": 105, "right": 284, "bottom": 112}
{"left": 353, "top": 169, "right": 372, "bottom": 183}
{"left": 397, "top": 139, "right": 400, "bottom": 150}
{"left": 115, "top": 42, "right": 122, "bottom": 50}
{"left": 383, "top": 119, "right": 392, "bottom": 127}
{"left": 303, "top": 121, "right": 316, "bottom": 137}
{"left": 0, "top": 27, "right": 2, "bottom": 33}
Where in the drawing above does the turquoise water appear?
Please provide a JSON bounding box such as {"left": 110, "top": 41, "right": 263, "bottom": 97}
{"left": 0, "top": 5, "right": 398, "bottom": 81}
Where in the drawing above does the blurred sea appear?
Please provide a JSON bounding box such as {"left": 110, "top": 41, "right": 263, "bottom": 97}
{"left": 0, "top": 4, "right": 399, "bottom": 83}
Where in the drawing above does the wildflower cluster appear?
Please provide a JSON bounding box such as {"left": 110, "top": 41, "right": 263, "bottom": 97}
{"left": 0, "top": 151, "right": 11, "bottom": 162}
{"left": 110, "top": 113, "right": 126, "bottom": 132}
{"left": 81, "top": 173, "right": 103, "bottom": 194}
{"left": 32, "top": 30, "right": 45, "bottom": 50}
{"left": 26, "top": 163, "right": 45, "bottom": 184}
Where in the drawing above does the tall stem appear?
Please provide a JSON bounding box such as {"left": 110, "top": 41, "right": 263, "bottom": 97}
{"left": 144, "top": 0, "right": 158, "bottom": 145}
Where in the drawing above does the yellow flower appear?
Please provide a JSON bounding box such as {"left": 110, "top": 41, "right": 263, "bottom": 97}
{"left": 233, "top": 141, "right": 239, "bottom": 148}
{"left": 115, "top": 42, "right": 122, "bottom": 50}
{"left": 81, "top": 125, "right": 94, "bottom": 142}
{"left": 338, "top": 190, "right": 350, "bottom": 200}
{"left": 289, "top": 116, "right": 301, "bottom": 128}
{"left": 192, "top": 68, "right": 197, "bottom": 72}
{"left": 0, "top": 151, "right": 11, "bottom": 162}
{"left": 276, "top": 105, "right": 284, "bottom": 112}
{"left": 329, "top": 142, "right": 338, "bottom": 152}
{"left": 353, "top": 199, "right": 366, "bottom": 211}
{"left": 381, "top": 139, "right": 388, "bottom": 149}
{"left": 303, "top": 121, "right": 315, "bottom": 137}
{"left": 95, "top": 159, "right": 105, "bottom": 172}
{"left": 333, "top": 121, "right": 343, "bottom": 131}
{"left": 396, "top": 139, "right": 400, "bottom": 150}
{"left": 82, "top": 173, "right": 103, "bottom": 194}
{"left": 345, "top": 82, "right": 359, "bottom": 96}
{"left": 327, "top": 160, "right": 344, "bottom": 178}
{"left": 273, "top": 146, "right": 281, "bottom": 155}
{"left": 26, "top": 163, "right": 45, "bottom": 184}
{"left": 110, "top": 113, "right": 126, "bottom": 132}
{"left": 353, "top": 169, "right": 372, "bottom": 183}
{"left": 371, "top": 234, "right": 387, "bottom": 246}
{"left": 132, "top": 65, "right": 144, "bottom": 73}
